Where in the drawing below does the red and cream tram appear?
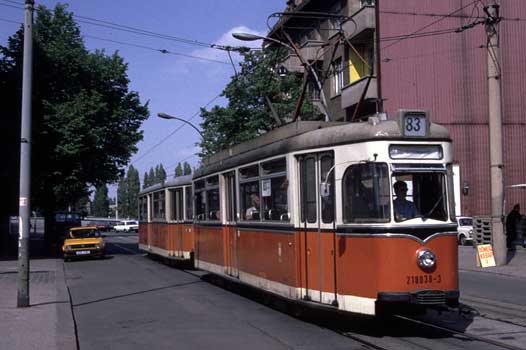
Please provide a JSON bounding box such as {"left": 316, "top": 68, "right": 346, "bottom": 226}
{"left": 140, "top": 110, "right": 459, "bottom": 316}
{"left": 138, "top": 175, "right": 194, "bottom": 260}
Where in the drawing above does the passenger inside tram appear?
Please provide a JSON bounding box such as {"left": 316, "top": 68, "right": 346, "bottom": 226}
{"left": 393, "top": 180, "right": 420, "bottom": 221}
{"left": 245, "top": 193, "right": 260, "bottom": 220}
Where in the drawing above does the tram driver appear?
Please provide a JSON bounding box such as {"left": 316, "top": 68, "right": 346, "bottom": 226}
{"left": 393, "top": 180, "right": 419, "bottom": 221}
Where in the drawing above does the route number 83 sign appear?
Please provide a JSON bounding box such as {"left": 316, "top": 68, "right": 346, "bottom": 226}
{"left": 399, "top": 111, "right": 428, "bottom": 137}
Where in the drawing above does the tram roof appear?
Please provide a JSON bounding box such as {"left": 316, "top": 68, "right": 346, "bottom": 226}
{"left": 139, "top": 175, "right": 192, "bottom": 195}
{"left": 194, "top": 119, "right": 451, "bottom": 179}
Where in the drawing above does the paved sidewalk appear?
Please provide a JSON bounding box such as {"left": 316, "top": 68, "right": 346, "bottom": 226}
{"left": 0, "top": 259, "right": 76, "bottom": 350}
{"left": 458, "top": 245, "right": 526, "bottom": 279}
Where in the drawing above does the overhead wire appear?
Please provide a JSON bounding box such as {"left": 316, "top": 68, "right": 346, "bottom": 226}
{"left": 84, "top": 35, "right": 230, "bottom": 65}
{"left": 381, "top": 0, "right": 480, "bottom": 51}
{"left": 131, "top": 93, "right": 222, "bottom": 167}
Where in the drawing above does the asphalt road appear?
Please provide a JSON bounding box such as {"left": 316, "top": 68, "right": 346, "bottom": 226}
{"left": 64, "top": 234, "right": 363, "bottom": 350}
{"left": 63, "top": 234, "right": 526, "bottom": 350}
{"left": 460, "top": 270, "right": 526, "bottom": 306}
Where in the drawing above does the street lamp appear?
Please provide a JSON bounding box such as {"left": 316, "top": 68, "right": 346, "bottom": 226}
{"left": 232, "top": 32, "right": 330, "bottom": 122}
{"left": 157, "top": 113, "right": 204, "bottom": 139}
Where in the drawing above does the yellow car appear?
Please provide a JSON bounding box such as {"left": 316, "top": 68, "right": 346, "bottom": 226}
{"left": 62, "top": 226, "right": 106, "bottom": 261}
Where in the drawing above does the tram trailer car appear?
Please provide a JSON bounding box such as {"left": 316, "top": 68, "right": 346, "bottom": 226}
{"left": 138, "top": 175, "right": 195, "bottom": 261}
{"left": 140, "top": 110, "right": 459, "bottom": 316}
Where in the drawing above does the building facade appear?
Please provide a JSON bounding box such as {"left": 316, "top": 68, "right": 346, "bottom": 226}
{"left": 269, "top": 0, "right": 526, "bottom": 216}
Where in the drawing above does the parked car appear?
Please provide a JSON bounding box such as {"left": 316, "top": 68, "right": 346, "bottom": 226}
{"left": 457, "top": 216, "right": 473, "bottom": 246}
{"left": 62, "top": 226, "right": 105, "bottom": 261}
{"left": 113, "top": 220, "right": 139, "bottom": 232}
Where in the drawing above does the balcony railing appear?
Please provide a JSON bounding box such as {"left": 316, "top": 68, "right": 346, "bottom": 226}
{"left": 342, "top": 6, "right": 375, "bottom": 41}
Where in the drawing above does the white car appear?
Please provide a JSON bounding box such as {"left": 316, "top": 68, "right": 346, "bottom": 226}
{"left": 113, "top": 220, "right": 139, "bottom": 233}
{"left": 457, "top": 216, "right": 473, "bottom": 246}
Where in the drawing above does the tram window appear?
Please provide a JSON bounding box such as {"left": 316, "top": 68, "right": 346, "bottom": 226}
{"left": 392, "top": 173, "right": 447, "bottom": 222}
{"left": 239, "top": 164, "right": 259, "bottom": 180}
{"left": 195, "top": 189, "right": 206, "bottom": 220}
{"left": 194, "top": 180, "right": 205, "bottom": 190}
{"left": 240, "top": 181, "right": 260, "bottom": 221}
{"left": 301, "top": 157, "right": 317, "bottom": 223}
{"left": 206, "top": 175, "right": 219, "bottom": 186}
{"left": 262, "top": 176, "right": 289, "bottom": 221}
{"left": 139, "top": 196, "right": 147, "bottom": 221}
{"left": 153, "top": 191, "right": 165, "bottom": 220}
{"left": 207, "top": 187, "right": 220, "bottom": 221}
{"left": 446, "top": 164, "right": 456, "bottom": 221}
{"left": 343, "top": 163, "right": 390, "bottom": 223}
{"left": 321, "top": 155, "right": 334, "bottom": 223}
{"left": 185, "top": 186, "right": 193, "bottom": 220}
{"left": 169, "top": 188, "right": 183, "bottom": 221}
{"left": 261, "top": 158, "right": 286, "bottom": 175}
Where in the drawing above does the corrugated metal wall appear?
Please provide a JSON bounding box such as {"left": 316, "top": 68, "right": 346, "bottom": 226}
{"left": 380, "top": 0, "right": 526, "bottom": 216}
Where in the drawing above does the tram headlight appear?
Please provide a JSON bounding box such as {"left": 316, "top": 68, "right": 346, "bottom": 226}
{"left": 417, "top": 249, "right": 436, "bottom": 269}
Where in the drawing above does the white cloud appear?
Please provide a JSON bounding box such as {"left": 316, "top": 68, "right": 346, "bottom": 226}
{"left": 191, "top": 25, "right": 268, "bottom": 65}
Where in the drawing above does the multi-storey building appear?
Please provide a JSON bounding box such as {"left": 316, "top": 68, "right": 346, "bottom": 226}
{"left": 268, "top": 0, "right": 526, "bottom": 217}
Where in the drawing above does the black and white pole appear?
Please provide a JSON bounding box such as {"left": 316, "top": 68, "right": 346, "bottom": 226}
{"left": 17, "top": 0, "right": 34, "bottom": 307}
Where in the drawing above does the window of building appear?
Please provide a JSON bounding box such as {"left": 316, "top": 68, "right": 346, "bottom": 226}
{"left": 343, "top": 163, "right": 390, "bottom": 223}
{"left": 348, "top": 44, "right": 373, "bottom": 84}
{"left": 333, "top": 58, "right": 343, "bottom": 95}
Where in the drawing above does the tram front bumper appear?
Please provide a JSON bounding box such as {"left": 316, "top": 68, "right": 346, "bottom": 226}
{"left": 378, "top": 290, "right": 459, "bottom": 306}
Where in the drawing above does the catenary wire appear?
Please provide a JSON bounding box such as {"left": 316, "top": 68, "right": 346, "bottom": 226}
{"left": 381, "top": 0, "right": 480, "bottom": 50}
{"left": 131, "top": 93, "right": 221, "bottom": 167}
{"left": 84, "top": 35, "right": 230, "bottom": 65}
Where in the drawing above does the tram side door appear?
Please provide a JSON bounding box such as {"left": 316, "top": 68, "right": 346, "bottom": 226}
{"left": 224, "top": 172, "right": 239, "bottom": 278}
{"left": 298, "top": 152, "right": 334, "bottom": 304}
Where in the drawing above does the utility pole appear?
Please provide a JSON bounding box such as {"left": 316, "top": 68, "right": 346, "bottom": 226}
{"left": 485, "top": 2, "right": 506, "bottom": 265}
{"left": 17, "top": 0, "right": 34, "bottom": 307}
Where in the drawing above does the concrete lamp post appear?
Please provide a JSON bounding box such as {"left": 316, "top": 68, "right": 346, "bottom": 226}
{"left": 157, "top": 113, "right": 204, "bottom": 139}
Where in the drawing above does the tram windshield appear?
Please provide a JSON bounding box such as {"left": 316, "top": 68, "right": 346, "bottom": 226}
{"left": 392, "top": 172, "right": 448, "bottom": 222}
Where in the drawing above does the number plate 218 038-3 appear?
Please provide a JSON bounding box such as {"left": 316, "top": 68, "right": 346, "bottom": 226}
{"left": 406, "top": 274, "right": 441, "bottom": 285}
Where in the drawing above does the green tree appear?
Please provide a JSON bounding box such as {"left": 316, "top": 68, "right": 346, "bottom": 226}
{"left": 199, "top": 48, "right": 316, "bottom": 157}
{"left": 143, "top": 171, "right": 149, "bottom": 189}
{"left": 175, "top": 163, "right": 183, "bottom": 177}
{"left": 127, "top": 165, "right": 140, "bottom": 218}
{"left": 158, "top": 163, "right": 167, "bottom": 183}
{"left": 117, "top": 177, "right": 129, "bottom": 219}
{"left": 183, "top": 161, "right": 192, "bottom": 176}
{"left": 93, "top": 184, "right": 109, "bottom": 217}
{"left": 0, "top": 4, "right": 149, "bottom": 217}
{"left": 148, "top": 167, "right": 155, "bottom": 185}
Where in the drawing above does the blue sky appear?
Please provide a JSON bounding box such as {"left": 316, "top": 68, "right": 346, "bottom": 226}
{"left": 0, "top": 0, "right": 286, "bottom": 197}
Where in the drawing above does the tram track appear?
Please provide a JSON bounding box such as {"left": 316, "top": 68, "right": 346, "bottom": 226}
{"left": 458, "top": 296, "right": 526, "bottom": 328}
{"left": 392, "top": 313, "right": 524, "bottom": 350}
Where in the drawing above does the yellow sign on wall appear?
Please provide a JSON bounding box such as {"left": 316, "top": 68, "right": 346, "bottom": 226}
{"left": 477, "top": 244, "right": 496, "bottom": 267}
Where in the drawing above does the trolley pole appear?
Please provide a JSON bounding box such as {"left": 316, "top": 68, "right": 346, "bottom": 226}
{"left": 17, "top": 0, "right": 34, "bottom": 307}
{"left": 485, "top": 3, "right": 506, "bottom": 266}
